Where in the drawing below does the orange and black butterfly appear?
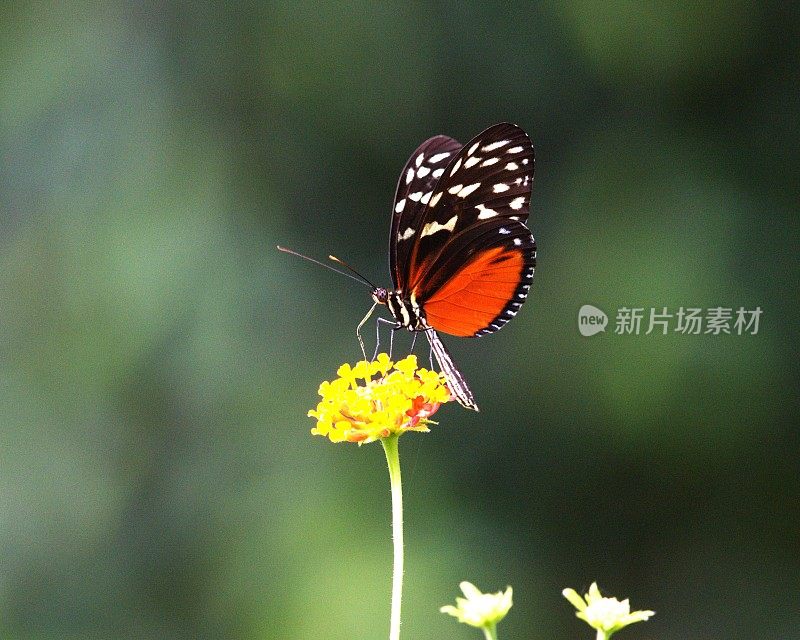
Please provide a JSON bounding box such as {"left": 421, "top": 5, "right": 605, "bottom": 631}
{"left": 370, "top": 123, "right": 536, "bottom": 410}
{"left": 281, "top": 123, "right": 536, "bottom": 411}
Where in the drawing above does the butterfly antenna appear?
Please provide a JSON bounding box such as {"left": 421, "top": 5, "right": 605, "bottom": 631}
{"left": 277, "top": 246, "right": 374, "bottom": 289}
{"left": 328, "top": 255, "right": 378, "bottom": 289}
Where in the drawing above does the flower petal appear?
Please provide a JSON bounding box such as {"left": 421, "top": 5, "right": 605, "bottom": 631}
{"left": 459, "top": 581, "right": 483, "bottom": 599}
{"left": 562, "top": 588, "right": 587, "bottom": 611}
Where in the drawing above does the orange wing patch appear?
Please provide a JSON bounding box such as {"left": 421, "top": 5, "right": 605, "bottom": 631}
{"left": 420, "top": 247, "right": 524, "bottom": 337}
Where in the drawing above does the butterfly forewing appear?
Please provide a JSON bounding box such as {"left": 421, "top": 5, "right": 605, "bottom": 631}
{"left": 390, "top": 134, "right": 463, "bottom": 289}
{"left": 399, "top": 123, "right": 534, "bottom": 293}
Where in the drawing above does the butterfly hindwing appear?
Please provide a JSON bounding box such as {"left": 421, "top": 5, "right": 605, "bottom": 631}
{"left": 419, "top": 218, "right": 536, "bottom": 337}
{"left": 390, "top": 135, "right": 463, "bottom": 289}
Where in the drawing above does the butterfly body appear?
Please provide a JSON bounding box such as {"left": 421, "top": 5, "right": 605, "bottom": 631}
{"left": 372, "top": 288, "right": 427, "bottom": 332}
{"left": 376, "top": 123, "right": 537, "bottom": 410}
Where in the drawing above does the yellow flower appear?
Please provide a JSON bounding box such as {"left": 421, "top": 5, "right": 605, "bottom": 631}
{"left": 308, "top": 353, "right": 452, "bottom": 444}
{"left": 440, "top": 581, "right": 513, "bottom": 630}
{"left": 563, "top": 582, "right": 654, "bottom": 638}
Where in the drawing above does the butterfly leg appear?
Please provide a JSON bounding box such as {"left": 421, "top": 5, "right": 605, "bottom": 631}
{"left": 372, "top": 317, "right": 399, "bottom": 360}
{"left": 388, "top": 320, "right": 397, "bottom": 358}
{"left": 356, "top": 302, "right": 378, "bottom": 361}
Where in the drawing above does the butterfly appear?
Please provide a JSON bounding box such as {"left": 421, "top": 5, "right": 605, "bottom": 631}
{"left": 369, "top": 123, "right": 537, "bottom": 411}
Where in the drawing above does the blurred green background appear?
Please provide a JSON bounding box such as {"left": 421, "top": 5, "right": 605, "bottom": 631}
{"left": 1, "top": 2, "right": 798, "bottom": 639}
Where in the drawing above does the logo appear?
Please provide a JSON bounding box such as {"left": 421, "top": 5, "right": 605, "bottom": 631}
{"left": 578, "top": 304, "right": 608, "bottom": 336}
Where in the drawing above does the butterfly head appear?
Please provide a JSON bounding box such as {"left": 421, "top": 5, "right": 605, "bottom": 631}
{"left": 371, "top": 287, "right": 389, "bottom": 305}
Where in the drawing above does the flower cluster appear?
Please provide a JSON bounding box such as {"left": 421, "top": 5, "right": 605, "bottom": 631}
{"left": 308, "top": 353, "right": 452, "bottom": 444}
{"left": 563, "top": 582, "right": 654, "bottom": 638}
{"left": 440, "top": 581, "right": 513, "bottom": 630}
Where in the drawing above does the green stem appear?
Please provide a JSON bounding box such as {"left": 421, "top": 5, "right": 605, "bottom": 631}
{"left": 482, "top": 622, "right": 498, "bottom": 640}
{"left": 382, "top": 434, "right": 404, "bottom": 640}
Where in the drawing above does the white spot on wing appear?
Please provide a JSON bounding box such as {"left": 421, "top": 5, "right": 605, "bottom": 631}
{"left": 420, "top": 191, "right": 433, "bottom": 205}
{"left": 429, "top": 152, "right": 451, "bottom": 163}
{"left": 468, "top": 142, "right": 480, "bottom": 155}
{"left": 409, "top": 191, "right": 423, "bottom": 202}
{"left": 395, "top": 198, "right": 406, "bottom": 213}
{"left": 450, "top": 157, "right": 463, "bottom": 176}
{"left": 507, "top": 145, "right": 524, "bottom": 153}
{"left": 510, "top": 196, "right": 525, "bottom": 210}
{"left": 513, "top": 238, "right": 522, "bottom": 246}
{"left": 481, "top": 157, "right": 499, "bottom": 167}
{"left": 457, "top": 183, "right": 481, "bottom": 198}
{"left": 506, "top": 162, "right": 519, "bottom": 171}
{"left": 482, "top": 139, "right": 510, "bottom": 152}
{"left": 399, "top": 227, "right": 415, "bottom": 240}
{"left": 432, "top": 168, "right": 444, "bottom": 178}
{"left": 429, "top": 192, "right": 443, "bottom": 207}
{"left": 493, "top": 183, "right": 509, "bottom": 193}
{"left": 448, "top": 183, "right": 463, "bottom": 195}
{"left": 421, "top": 215, "right": 458, "bottom": 237}
{"left": 415, "top": 154, "right": 424, "bottom": 167}
{"left": 464, "top": 156, "right": 481, "bottom": 168}
{"left": 406, "top": 168, "right": 415, "bottom": 184}
{"left": 499, "top": 227, "right": 510, "bottom": 234}
{"left": 417, "top": 166, "right": 430, "bottom": 178}
{"left": 476, "top": 204, "right": 498, "bottom": 219}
